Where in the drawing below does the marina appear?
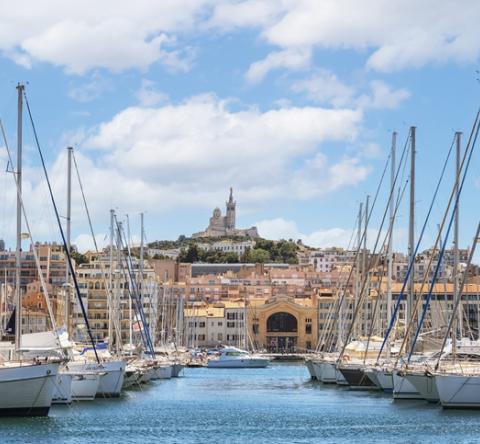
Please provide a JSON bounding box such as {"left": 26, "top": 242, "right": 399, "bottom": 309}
{"left": 1, "top": 364, "right": 480, "bottom": 443}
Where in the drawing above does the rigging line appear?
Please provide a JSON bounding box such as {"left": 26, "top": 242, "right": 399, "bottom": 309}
{"left": 408, "top": 116, "right": 480, "bottom": 362}
{"left": 338, "top": 171, "right": 409, "bottom": 361}
{"left": 324, "top": 133, "right": 410, "bottom": 352}
{"left": 316, "top": 209, "right": 360, "bottom": 352}
{"left": 71, "top": 149, "right": 123, "bottom": 351}
{"left": 341, "top": 175, "right": 409, "bottom": 361}
{"left": 376, "top": 129, "right": 460, "bottom": 362}
{"left": 336, "top": 138, "right": 410, "bottom": 359}
{"left": 364, "top": 176, "right": 409, "bottom": 361}
{"left": 395, "top": 120, "right": 479, "bottom": 366}
{"left": 115, "top": 217, "right": 155, "bottom": 356}
{"left": 435, "top": 221, "right": 480, "bottom": 369}
{"left": 0, "top": 119, "right": 62, "bottom": 346}
{"left": 23, "top": 92, "right": 99, "bottom": 363}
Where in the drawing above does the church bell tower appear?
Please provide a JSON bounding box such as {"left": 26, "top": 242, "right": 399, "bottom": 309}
{"left": 225, "top": 187, "right": 236, "bottom": 230}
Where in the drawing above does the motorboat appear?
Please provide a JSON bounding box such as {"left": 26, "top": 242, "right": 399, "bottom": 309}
{"left": 207, "top": 347, "right": 270, "bottom": 368}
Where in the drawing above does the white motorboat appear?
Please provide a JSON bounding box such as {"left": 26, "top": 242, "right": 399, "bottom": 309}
{"left": 52, "top": 372, "right": 73, "bottom": 404}
{"left": 207, "top": 347, "right": 270, "bottom": 368}
{"left": 0, "top": 361, "right": 59, "bottom": 416}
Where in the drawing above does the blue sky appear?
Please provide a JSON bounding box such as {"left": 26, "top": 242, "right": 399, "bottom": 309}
{"left": 0, "top": 1, "right": 479, "bottom": 253}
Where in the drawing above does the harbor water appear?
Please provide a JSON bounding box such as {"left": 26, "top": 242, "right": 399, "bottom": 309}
{"left": 2, "top": 363, "right": 480, "bottom": 443}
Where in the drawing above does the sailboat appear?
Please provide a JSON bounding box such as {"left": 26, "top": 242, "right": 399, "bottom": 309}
{"left": 0, "top": 84, "right": 61, "bottom": 416}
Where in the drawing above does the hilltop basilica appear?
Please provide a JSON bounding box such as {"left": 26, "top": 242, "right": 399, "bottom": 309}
{"left": 192, "top": 188, "right": 259, "bottom": 239}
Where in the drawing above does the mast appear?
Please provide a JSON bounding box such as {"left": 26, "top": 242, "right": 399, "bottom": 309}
{"left": 355, "top": 202, "right": 363, "bottom": 339}
{"left": 407, "top": 127, "right": 416, "bottom": 348}
{"left": 363, "top": 194, "right": 369, "bottom": 336}
{"left": 109, "top": 209, "right": 114, "bottom": 352}
{"left": 386, "top": 132, "right": 396, "bottom": 357}
{"left": 65, "top": 146, "right": 72, "bottom": 334}
{"left": 453, "top": 131, "right": 462, "bottom": 350}
{"left": 15, "top": 83, "right": 24, "bottom": 351}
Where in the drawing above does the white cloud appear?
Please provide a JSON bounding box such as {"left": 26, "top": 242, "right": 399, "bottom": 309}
{"left": 291, "top": 70, "right": 410, "bottom": 110}
{"left": 291, "top": 70, "right": 355, "bottom": 107}
{"left": 254, "top": 218, "right": 355, "bottom": 248}
{"left": 357, "top": 81, "right": 410, "bottom": 109}
{"left": 245, "top": 48, "right": 311, "bottom": 84}
{"left": 68, "top": 72, "right": 112, "bottom": 103}
{"left": 0, "top": 94, "right": 368, "bottom": 248}
{"left": 135, "top": 80, "right": 169, "bottom": 107}
{"left": 217, "top": 0, "right": 480, "bottom": 76}
{"left": 255, "top": 217, "right": 408, "bottom": 250}
{"left": 0, "top": 1, "right": 211, "bottom": 73}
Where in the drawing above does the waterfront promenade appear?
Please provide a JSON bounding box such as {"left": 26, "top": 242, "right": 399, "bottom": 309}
{"left": 2, "top": 363, "right": 480, "bottom": 443}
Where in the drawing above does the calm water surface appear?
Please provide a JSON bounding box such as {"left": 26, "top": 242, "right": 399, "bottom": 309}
{"left": 1, "top": 363, "right": 480, "bottom": 443}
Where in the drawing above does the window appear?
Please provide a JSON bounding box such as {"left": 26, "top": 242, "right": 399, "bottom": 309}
{"left": 253, "top": 324, "right": 259, "bottom": 334}
{"left": 198, "top": 334, "right": 205, "bottom": 341}
{"left": 199, "top": 322, "right": 205, "bottom": 328}
{"left": 217, "top": 333, "right": 223, "bottom": 341}
{"left": 227, "top": 322, "right": 235, "bottom": 328}
{"left": 305, "top": 324, "right": 312, "bottom": 335}
{"left": 217, "top": 322, "right": 223, "bottom": 326}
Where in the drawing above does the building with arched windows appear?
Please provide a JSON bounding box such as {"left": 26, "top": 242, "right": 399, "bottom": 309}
{"left": 248, "top": 296, "right": 317, "bottom": 352}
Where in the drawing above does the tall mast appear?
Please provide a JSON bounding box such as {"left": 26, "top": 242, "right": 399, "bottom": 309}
{"left": 355, "top": 202, "right": 363, "bottom": 339}
{"left": 65, "top": 146, "right": 72, "bottom": 333}
{"left": 15, "top": 83, "right": 24, "bottom": 351}
{"left": 363, "top": 194, "right": 369, "bottom": 336}
{"left": 453, "top": 131, "right": 462, "bottom": 349}
{"left": 386, "top": 131, "right": 396, "bottom": 357}
{"left": 407, "top": 127, "right": 416, "bottom": 348}
{"left": 108, "top": 209, "right": 114, "bottom": 352}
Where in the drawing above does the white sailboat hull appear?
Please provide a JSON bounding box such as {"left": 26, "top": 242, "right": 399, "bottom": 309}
{"left": 375, "top": 369, "right": 393, "bottom": 392}
{"left": 311, "top": 361, "right": 323, "bottom": 380}
{"left": 171, "top": 363, "right": 184, "bottom": 377}
{"left": 69, "top": 372, "right": 100, "bottom": 401}
{"left": 405, "top": 372, "right": 439, "bottom": 403}
{"left": 364, "top": 368, "right": 382, "bottom": 389}
{"left": 0, "top": 362, "right": 59, "bottom": 416}
{"left": 52, "top": 372, "right": 73, "bottom": 404}
{"left": 153, "top": 365, "right": 172, "bottom": 379}
{"left": 393, "top": 370, "right": 423, "bottom": 399}
{"left": 305, "top": 359, "right": 316, "bottom": 379}
{"left": 335, "top": 368, "right": 348, "bottom": 385}
{"left": 320, "top": 362, "right": 337, "bottom": 383}
{"left": 436, "top": 373, "right": 480, "bottom": 408}
{"left": 97, "top": 360, "right": 125, "bottom": 397}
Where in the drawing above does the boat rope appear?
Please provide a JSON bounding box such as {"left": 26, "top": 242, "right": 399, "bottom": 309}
{"left": 23, "top": 92, "right": 99, "bottom": 363}
{"left": 71, "top": 149, "right": 124, "bottom": 353}
{"left": 376, "top": 125, "right": 462, "bottom": 363}
{"left": 406, "top": 114, "right": 480, "bottom": 363}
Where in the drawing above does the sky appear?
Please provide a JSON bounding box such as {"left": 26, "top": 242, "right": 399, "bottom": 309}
{"left": 0, "top": 0, "right": 480, "bottom": 253}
